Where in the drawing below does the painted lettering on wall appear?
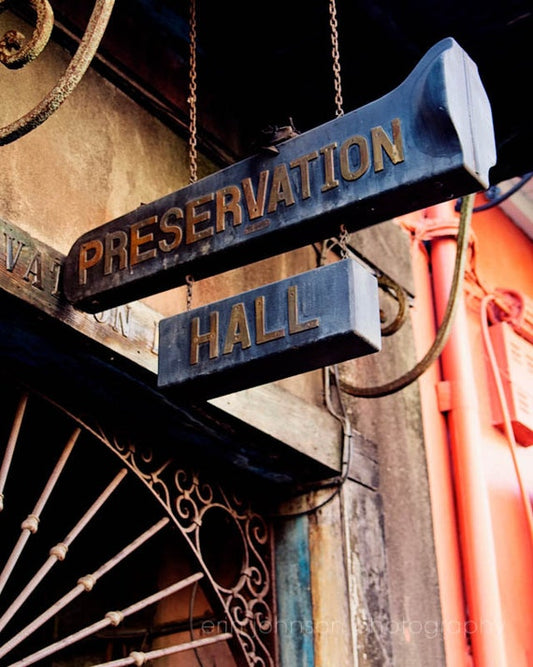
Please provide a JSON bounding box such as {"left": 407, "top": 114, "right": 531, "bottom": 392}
{"left": 0, "top": 219, "right": 160, "bottom": 373}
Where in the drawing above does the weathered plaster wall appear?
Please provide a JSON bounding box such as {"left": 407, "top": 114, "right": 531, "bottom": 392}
{"left": 337, "top": 223, "right": 445, "bottom": 666}
{"left": 0, "top": 13, "right": 202, "bottom": 253}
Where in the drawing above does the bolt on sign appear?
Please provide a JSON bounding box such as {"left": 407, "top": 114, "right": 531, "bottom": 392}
{"left": 158, "top": 259, "right": 380, "bottom": 399}
{"left": 63, "top": 37, "right": 496, "bottom": 313}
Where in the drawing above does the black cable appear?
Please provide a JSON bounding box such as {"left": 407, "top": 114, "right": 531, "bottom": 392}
{"left": 456, "top": 172, "right": 533, "bottom": 212}
{"left": 270, "top": 367, "right": 352, "bottom": 519}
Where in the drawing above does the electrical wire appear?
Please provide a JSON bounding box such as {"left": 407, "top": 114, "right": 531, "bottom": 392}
{"left": 339, "top": 193, "right": 475, "bottom": 398}
{"left": 270, "top": 367, "right": 352, "bottom": 519}
{"left": 456, "top": 172, "right": 533, "bottom": 212}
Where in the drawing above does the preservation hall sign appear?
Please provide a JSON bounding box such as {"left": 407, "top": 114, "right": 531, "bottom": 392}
{"left": 63, "top": 38, "right": 496, "bottom": 313}
{"left": 158, "top": 259, "right": 381, "bottom": 399}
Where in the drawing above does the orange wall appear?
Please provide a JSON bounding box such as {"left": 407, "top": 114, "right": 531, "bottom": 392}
{"left": 403, "top": 194, "right": 533, "bottom": 666}
{"left": 468, "top": 197, "right": 533, "bottom": 666}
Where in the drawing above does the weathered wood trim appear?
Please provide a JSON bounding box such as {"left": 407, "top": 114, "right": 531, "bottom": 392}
{"left": 1, "top": 217, "right": 160, "bottom": 373}
{"left": 274, "top": 516, "right": 315, "bottom": 666}
{"left": 308, "top": 493, "right": 354, "bottom": 665}
{"left": 348, "top": 431, "right": 379, "bottom": 491}
{"left": 210, "top": 385, "right": 342, "bottom": 472}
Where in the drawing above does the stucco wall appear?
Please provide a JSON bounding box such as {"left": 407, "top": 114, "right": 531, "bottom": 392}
{"left": 0, "top": 13, "right": 205, "bottom": 253}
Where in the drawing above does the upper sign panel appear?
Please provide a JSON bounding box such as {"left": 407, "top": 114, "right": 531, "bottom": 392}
{"left": 63, "top": 38, "right": 496, "bottom": 312}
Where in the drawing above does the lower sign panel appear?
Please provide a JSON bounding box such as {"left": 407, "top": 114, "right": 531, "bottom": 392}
{"left": 158, "top": 259, "right": 381, "bottom": 400}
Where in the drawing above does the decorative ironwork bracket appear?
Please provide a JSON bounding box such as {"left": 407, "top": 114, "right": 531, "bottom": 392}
{"left": 0, "top": 0, "right": 54, "bottom": 69}
{"left": 0, "top": 0, "right": 115, "bottom": 145}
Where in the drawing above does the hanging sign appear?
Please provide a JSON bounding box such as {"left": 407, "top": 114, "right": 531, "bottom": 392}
{"left": 63, "top": 37, "right": 496, "bottom": 313}
{"left": 158, "top": 259, "right": 380, "bottom": 399}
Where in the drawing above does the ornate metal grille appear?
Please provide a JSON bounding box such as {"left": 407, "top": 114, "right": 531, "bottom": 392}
{"left": 0, "top": 383, "right": 277, "bottom": 666}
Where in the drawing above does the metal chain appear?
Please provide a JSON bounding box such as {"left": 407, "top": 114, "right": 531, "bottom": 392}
{"left": 328, "top": 0, "right": 348, "bottom": 263}
{"left": 328, "top": 0, "right": 344, "bottom": 118}
{"left": 188, "top": 0, "right": 198, "bottom": 184}
{"left": 186, "top": 0, "right": 198, "bottom": 311}
{"left": 338, "top": 224, "right": 349, "bottom": 258}
{"left": 186, "top": 275, "right": 194, "bottom": 311}
{"left": 324, "top": 0, "right": 353, "bottom": 495}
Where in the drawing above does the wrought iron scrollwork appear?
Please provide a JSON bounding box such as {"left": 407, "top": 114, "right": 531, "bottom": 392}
{"left": 99, "top": 428, "right": 277, "bottom": 666}
{"left": 0, "top": 0, "right": 54, "bottom": 69}
{"left": 0, "top": 0, "right": 115, "bottom": 145}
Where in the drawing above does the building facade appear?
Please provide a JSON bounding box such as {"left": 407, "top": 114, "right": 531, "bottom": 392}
{"left": 0, "top": 4, "right": 532, "bottom": 666}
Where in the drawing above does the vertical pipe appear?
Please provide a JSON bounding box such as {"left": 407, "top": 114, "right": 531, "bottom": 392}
{"left": 408, "top": 217, "right": 470, "bottom": 665}
{"left": 429, "top": 203, "right": 507, "bottom": 666}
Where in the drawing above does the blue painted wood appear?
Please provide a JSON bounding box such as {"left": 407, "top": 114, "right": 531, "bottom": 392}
{"left": 158, "top": 259, "right": 380, "bottom": 399}
{"left": 274, "top": 515, "right": 315, "bottom": 667}
{"left": 63, "top": 37, "right": 496, "bottom": 312}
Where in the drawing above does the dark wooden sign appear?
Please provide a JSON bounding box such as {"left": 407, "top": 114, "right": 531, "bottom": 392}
{"left": 63, "top": 37, "right": 496, "bottom": 313}
{"left": 158, "top": 259, "right": 380, "bottom": 399}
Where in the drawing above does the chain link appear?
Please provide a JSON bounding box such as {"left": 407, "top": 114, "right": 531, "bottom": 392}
{"left": 338, "top": 224, "right": 349, "bottom": 258}
{"left": 186, "top": 275, "right": 194, "bottom": 311}
{"left": 328, "top": 0, "right": 348, "bottom": 253}
{"left": 188, "top": 0, "right": 198, "bottom": 184}
{"left": 328, "top": 0, "right": 344, "bottom": 118}
{"left": 185, "top": 0, "right": 198, "bottom": 309}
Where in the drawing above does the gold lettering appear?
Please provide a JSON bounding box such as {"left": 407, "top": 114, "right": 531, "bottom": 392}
{"left": 255, "top": 296, "right": 285, "bottom": 344}
{"left": 159, "top": 207, "right": 183, "bottom": 252}
{"left": 267, "top": 163, "right": 296, "bottom": 214}
{"left": 223, "top": 302, "right": 252, "bottom": 354}
{"left": 288, "top": 285, "right": 320, "bottom": 334}
{"left": 78, "top": 239, "right": 103, "bottom": 285}
{"left": 104, "top": 231, "right": 128, "bottom": 275}
{"left": 190, "top": 312, "right": 219, "bottom": 364}
{"left": 320, "top": 143, "right": 339, "bottom": 192}
{"left": 372, "top": 118, "right": 404, "bottom": 172}
{"left": 185, "top": 193, "right": 215, "bottom": 244}
{"left": 340, "top": 135, "right": 369, "bottom": 181}
{"left": 215, "top": 185, "right": 242, "bottom": 232}
{"left": 290, "top": 151, "right": 319, "bottom": 199}
{"left": 130, "top": 216, "right": 157, "bottom": 266}
{"left": 242, "top": 170, "right": 269, "bottom": 220}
